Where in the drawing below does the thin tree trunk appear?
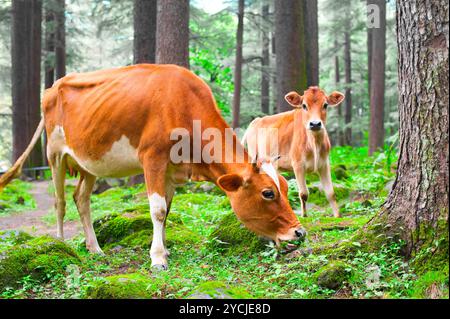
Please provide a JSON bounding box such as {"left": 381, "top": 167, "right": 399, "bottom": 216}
{"left": 303, "top": 0, "right": 319, "bottom": 86}
{"left": 368, "top": 0, "right": 449, "bottom": 261}
{"left": 134, "top": 0, "right": 157, "bottom": 64}
{"left": 368, "top": 0, "right": 386, "bottom": 155}
{"left": 275, "top": 0, "right": 307, "bottom": 113}
{"left": 54, "top": 0, "right": 65, "bottom": 80}
{"left": 11, "top": 0, "right": 43, "bottom": 169}
{"left": 232, "top": 0, "right": 244, "bottom": 129}
{"left": 156, "top": 0, "right": 190, "bottom": 68}
{"left": 260, "top": 2, "right": 270, "bottom": 115}
{"left": 367, "top": 0, "right": 373, "bottom": 101}
{"left": 335, "top": 39, "right": 345, "bottom": 146}
{"left": 344, "top": 31, "right": 352, "bottom": 145}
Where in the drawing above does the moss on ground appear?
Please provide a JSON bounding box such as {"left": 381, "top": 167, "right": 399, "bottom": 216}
{"left": 85, "top": 273, "right": 156, "bottom": 299}
{"left": 0, "top": 235, "right": 81, "bottom": 291}
{"left": 409, "top": 270, "right": 449, "bottom": 299}
{"left": 207, "top": 213, "right": 268, "bottom": 255}
{"left": 188, "top": 281, "right": 253, "bottom": 299}
{"left": 93, "top": 211, "right": 201, "bottom": 250}
{"left": 314, "top": 261, "right": 352, "bottom": 290}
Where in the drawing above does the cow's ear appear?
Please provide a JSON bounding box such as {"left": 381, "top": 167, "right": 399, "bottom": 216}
{"left": 327, "top": 91, "right": 345, "bottom": 106}
{"left": 217, "top": 174, "right": 244, "bottom": 192}
{"left": 284, "top": 91, "right": 303, "bottom": 108}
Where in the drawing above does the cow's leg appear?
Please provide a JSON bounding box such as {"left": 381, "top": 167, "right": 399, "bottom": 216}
{"left": 143, "top": 159, "right": 170, "bottom": 270}
{"left": 49, "top": 154, "right": 67, "bottom": 239}
{"left": 319, "top": 161, "right": 340, "bottom": 217}
{"left": 293, "top": 162, "right": 308, "bottom": 217}
{"left": 163, "top": 183, "right": 175, "bottom": 257}
{"left": 73, "top": 172, "right": 103, "bottom": 253}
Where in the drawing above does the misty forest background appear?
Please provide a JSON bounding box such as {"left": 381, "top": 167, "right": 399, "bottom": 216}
{"left": 0, "top": 0, "right": 448, "bottom": 300}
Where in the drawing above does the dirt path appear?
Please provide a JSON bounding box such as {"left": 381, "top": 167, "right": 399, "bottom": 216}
{"left": 0, "top": 180, "right": 82, "bottom": 239}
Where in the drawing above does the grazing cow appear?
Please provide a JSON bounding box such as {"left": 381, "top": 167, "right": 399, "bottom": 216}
{"left": 0, "top": 64, "right": 305, "bottom": 270}
{"left": 243, "top": 87, "right": 345, "bottom": 218}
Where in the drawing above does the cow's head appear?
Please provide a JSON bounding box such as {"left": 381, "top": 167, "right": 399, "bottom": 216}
{"left": 285, "top": 87, "right": 345, "bottom": 133}
{"left": 217, "top": 159, "right": 305, "bottom": 244}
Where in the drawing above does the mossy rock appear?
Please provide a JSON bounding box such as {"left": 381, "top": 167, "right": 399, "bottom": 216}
{"left": 0, "top": 235, "right": 81, "bottom": 291}
{"left": 207, "top": 213, "right": 268, "bottom": 255}
{"left": 308, "top": 182, "right": 350, "bottom": 206}
{"left": 188, "top": 281, "right": 253, "bottom": 299}
{"left": 333, "top": 164, "right": 349, "bottom": 180}
{"left": 314, "top": 261, "right": 352, "bottom": 290}
{"left": 93, "top": 211, "right": 200, "bottom": 250}
{"left": 86, "top": 273, "right": 156, "bottom": 299}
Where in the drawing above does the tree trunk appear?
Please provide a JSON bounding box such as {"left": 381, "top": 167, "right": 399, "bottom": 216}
{"left": 368, "top": 0, "right": 386, "bottom": 155}
{"left": 335, "top": 39, "right": 345, "bottom": 146}
{"left": 133, "top": 0, "right": 157, "bottom": 64}
{"left": 156, "top": 0, "right": 190, "bottom": 68}
{"left": 303, "top": 0, "right": 319, "bottom": 86}
{"left": 367, "top": 0, "right": 373, "bottom": 101}
{"left": 11, "top": 0, "right": 43, "bottom": 168}
{"left": 54, "top": 0, "right": 65, "bottom": 80}
{"left": 275, "top": 0, "right": 307, "bottom": 113}
{"left": 344, "top": 31, "right": 352, "bottom": 145}
{"left": 44, "top": 2, "right": 55, "bottom": 89}
{"left": 369, "top": 0, "right": 449, "bottom": 262}
{"left": 260, "top": 2, "right": 270, "bottom": 115}
{"left": 232, "top": 0, "right": 244, "bottom": 129}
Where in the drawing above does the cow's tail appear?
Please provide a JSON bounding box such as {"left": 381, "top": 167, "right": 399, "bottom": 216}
{"left": 0, "top": 118, "right": 45, "bottom": 192}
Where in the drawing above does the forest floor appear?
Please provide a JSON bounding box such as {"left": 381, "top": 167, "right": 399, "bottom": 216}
{"left": 0, "top": 146, "right": 448, "bottom": 299}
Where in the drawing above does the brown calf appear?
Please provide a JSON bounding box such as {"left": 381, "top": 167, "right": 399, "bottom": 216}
{"left": 0, "top": 64, "right": 305, "bottom": 270}
{"left": 243, "top": 87, "right": 345, "bottom": 218}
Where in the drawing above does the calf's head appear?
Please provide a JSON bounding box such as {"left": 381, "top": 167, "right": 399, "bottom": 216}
{"left": 217, "top": 160, "right": 305, "bottom": 244}
{"left": 285, "top": 87, "right": 345, "bottom": 133}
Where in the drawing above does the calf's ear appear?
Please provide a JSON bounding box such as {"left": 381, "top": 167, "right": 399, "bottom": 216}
{"left": 284, "top": 91, "right": 303, "bottom": 108}
{"left": 327, "top": 91, "right": 345, "bottom": 106}
{"left": 217, "top": 174, "right": 244, "bottom": 192}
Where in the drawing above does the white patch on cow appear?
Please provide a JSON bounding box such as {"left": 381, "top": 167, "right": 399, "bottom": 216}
{"left": 48, "top": 126, "right": 142, "bottom": 177}
{"left": 260, "top": 162, "right": 280, "bottom": 192}
{"left": 149, "top": 193, "right": 168, "bottom": 266}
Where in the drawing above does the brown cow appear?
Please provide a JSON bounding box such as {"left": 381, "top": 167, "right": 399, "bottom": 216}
{"left": 0, "top": 64, "right": 305, "bottom": 270}
{"left": 243, "top": 87, "right": 345, "bottom": 218}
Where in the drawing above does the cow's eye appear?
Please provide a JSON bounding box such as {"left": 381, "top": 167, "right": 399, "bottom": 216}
{"left": 302, "top": 104, "right": 308, "bottom": 111}
{"left": 323, "top": 103, "right": 329, "bottom": 110}
{"left": 262, "top": 189, "right": 275, "bottom": 200}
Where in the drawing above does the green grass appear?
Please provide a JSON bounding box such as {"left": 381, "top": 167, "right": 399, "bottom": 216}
{"left": 0, "top": 146, "right": 447, "bottom": 299}
{"left": 0, "top": 179, "right": 36, "bottom": 217}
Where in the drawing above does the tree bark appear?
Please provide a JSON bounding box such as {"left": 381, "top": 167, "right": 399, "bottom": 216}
{"left": 344, "top": 31, "right": 352, "bottom": 145}
{"left": 334, "top": 39, "right": 345, "bottom": 147}
{"left": 368, "top": 0, "right": 386, "bottom": 155}
{"left": 367, "top": 0, "right": 373, "bottom": 101}
{"left": 303, "top": 0, "right": 319, "bottom": 86}
{"left": 54, "top": 0, "right": 65, "bottom": 80}
{"left": 232, "top": 0, "right": 244, "bottom": 129}
{"left": 260, "top": 2, "right": 270, "bottom": 115}
{"left": 133, "top": 0, "right": 157, "bottom": 64}
{"left": 11, "top": 0, "right": 43, "bottom": 168}
{"left": 275, "top": 0, "right": 307, "bottom": 113}
{"left": 44, "top": 2, "right": 55, "bottom": 89}
{"left": 369, "top": 0, "right": 449, "bottom": 260}
{"left": 156, "top": 0, "right": 190, "bottom": 68}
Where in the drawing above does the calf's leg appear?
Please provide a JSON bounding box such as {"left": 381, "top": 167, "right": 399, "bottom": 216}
{"left": 319, "top": 161, "right": 340, "bottom": 217}
{"left": 293, "top": 162, "right": 308, "bottom": 217}
{"left": 49, "top": 153, "right": 67, "bottom": 239}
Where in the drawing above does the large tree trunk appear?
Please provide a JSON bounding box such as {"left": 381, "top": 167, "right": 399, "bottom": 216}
{"left": 260, "top": 2, "right": 270, "bottom": 115}
{"left": 367, "top": 0, "right": 373, "bottom": 101}
{"left": 275, "top": 0, "right": 307, "bottom": 113}
{"left": 54, "top": 0, "right": 65, "bottom": 80}
{"left": 156, "top": 0, "right": 190, "bottom": 68}
{"left": 335, "top": 39, "right": 345, "bottom": 147}
{"left": 232, "top": 0, "right": 244, "bottom": 129}
{"left": 11, "top": 0, "right": 43, "bottom": 168}
{"left": 368, "top": 0, "right": 386, "bottom": 155}
{"left": 303, "top": 0, "right": 319, "bottom": 86}
{"left": 369, "top": 0, "right": 448, "bottom": 261}
{"left": 343, "top": 31, "right": 352, "bottom": 145}
{"left": 133, "top": 0, "right": 157, "bottom": 64}
{"left": 44, "top": 1, "right": 55, "bottom": 89}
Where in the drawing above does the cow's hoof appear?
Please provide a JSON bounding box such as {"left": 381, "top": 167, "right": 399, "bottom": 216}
{"left": 152, "top": 264, "right": 168, "bottom": 271}
{"left": 88, "top": 246, "right": 105, "bottom": 255}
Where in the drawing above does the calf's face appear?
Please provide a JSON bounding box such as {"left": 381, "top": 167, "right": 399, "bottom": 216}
{"left": 285, "top": 87, "right": 345, "bottom": 133}
{"left": 217, "top": 161, "right": 305, "bottom": 244}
